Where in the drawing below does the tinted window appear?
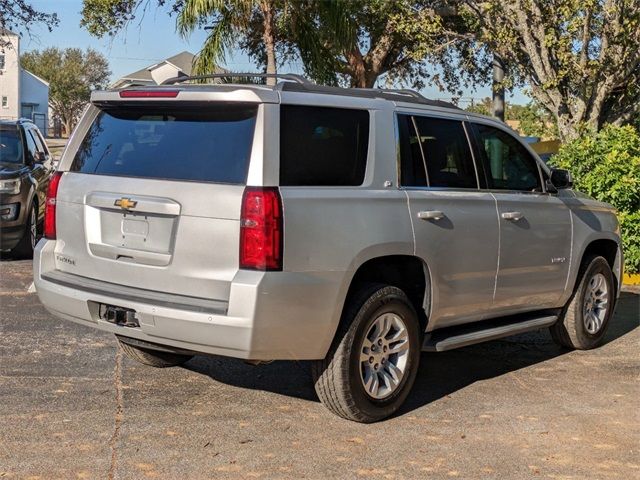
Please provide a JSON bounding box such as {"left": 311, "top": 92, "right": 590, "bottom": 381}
{"left": 398, "top": 115, "right": 477, "bottom": 189}
{"left": 413, "top": 116, "right": 477, "bottom": 188}
{"left": 0, "top": 125, "right": 23, "bottom": 164}
{"left": 71, "top": 105, "right": 258, "bottom": 184}
{"left": 32, "top": 128, "right": 49, "bottom": 154}
{"left": 24, "top": 128, "right": 38, "bottom": 162}
{"left": 280, "top": 105, "right": 369, "bottom": 186}
{"left": 28, "top": 129, "right": 45, "bottom": 154}
{"left": 398, "top": 115, "right": 427, "bottom": 187}
{"left": 474, "top": 124, "right": 542, "bottom": 191}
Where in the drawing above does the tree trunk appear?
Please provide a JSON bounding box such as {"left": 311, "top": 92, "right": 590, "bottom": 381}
{"left": 492, "top": 54, "right": 505, "bottom": 121}
{"left": 261, "top": 1, "right": 277, "bottom": 86}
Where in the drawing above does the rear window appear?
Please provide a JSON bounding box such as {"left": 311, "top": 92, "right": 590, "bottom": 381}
{"left": 280, "top": 105, "right": 369, "bottom": 186}
{"left": 0, "top": 125, "right": 23, "bottom": 164}
{"left": 70, "top": 105, "right": 258, "bottom": 183}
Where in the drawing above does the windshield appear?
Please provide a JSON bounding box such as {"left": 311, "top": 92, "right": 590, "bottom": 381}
{"left": 70, "top": 104, "right": 258, "bottom": 184}
{"left": 0, "top": 125, "right": 24, "bottom": 164}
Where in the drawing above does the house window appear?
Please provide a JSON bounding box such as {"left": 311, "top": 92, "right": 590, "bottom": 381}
{"left": 0, "top": 54, "right": 5, "bottom": 70}
{"left": 1, "top": 97, "right": 8, "bottom": 109}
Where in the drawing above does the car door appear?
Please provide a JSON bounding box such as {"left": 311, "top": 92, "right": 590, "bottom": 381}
{"left": 24, "top": 127, "right": 50, "bottom": 220}
{"left": 471, "top": 122, "right": 572, "bottom": 312}
{"left": 399, "top": 114, "right": 500, "bottom": 329}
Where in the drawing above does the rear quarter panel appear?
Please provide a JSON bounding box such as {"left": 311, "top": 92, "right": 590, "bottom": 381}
{"left": 277, "top": 101, "right": 415, "bottom": 356}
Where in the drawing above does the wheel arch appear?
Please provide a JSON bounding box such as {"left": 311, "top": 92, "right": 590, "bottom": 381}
{"left": 325, "top": 255, "right": 432, "bottom": 355}
{"left": 571, "top": 235, "right": 622, "bottom": 298}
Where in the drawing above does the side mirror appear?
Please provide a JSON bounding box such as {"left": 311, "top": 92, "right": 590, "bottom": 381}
{"left": 550, "top": 168, "right": 573, "bottom": 190}
{"left": 34, "top": 151, "right": 47, "bottom": 163}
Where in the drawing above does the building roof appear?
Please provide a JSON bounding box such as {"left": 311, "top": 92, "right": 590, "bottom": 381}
{"left": 21, "top": 68, "right": 50, "bottom": 87}
{"left": 118, "top": 51, "right": 196, "bottom": 83}
{"left": 0, "top": 28, "right": 18, "bottom": 37}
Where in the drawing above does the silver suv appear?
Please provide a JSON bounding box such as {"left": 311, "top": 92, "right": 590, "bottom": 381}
{"left": 34, "top": 74, "right": 623, "bottom": 422}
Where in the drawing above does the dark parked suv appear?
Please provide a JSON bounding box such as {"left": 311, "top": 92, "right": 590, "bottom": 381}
{"left": 0, "top": 119, "right": 54, "bottom": 257}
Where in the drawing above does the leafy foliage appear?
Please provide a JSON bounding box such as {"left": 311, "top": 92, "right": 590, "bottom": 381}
{"left": 460, "top": 1, "right": 640, "bottom": 141}
{"left": 80, "top": 0, "right": 182, "bottom": 37}
{"left": 552, "top": 125, "right": 640, "bottom": 273}
{"left": 21, "top": 48, "right": 111, "bottom": 134}
{"left": 284, "top": 1, "right": 472, "bottom": 89}
{"left": 465, "top": 98, "right": 558, "bottom": 138}
{"left": 0, "top": 0, "right": 59, "bottom": 47}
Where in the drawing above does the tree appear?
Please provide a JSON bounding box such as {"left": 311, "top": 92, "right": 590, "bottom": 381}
{"left": 1, "top": 0, "right": 59, "bottom": 48}
{"left": 465, "top": 98, "right": 559, "bottom": 138}
{"left": 177, "top": 0, "right": 280, "bottom": 84}
{"left": 80, "top": 1, "right": 468, "bottom": 90}
{"left": 21, "top": 48, "right": 111, "bottom": 134}
{"left": 284, "top": 1, "right": 470, "bottom": 89}
{"left": 460, "top": 0, "right": 640, "bottom": 141}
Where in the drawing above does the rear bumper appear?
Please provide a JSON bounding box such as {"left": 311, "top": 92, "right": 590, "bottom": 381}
{"left": 34, "top": 240, "right": 344, "bottom": 360}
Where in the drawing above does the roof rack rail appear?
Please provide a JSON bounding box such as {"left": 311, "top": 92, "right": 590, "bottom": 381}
{"left": 360, "top": 88, "right": 427, "bottom": 100}
{"left": 161, "top": 73, "right": 311, "bottom": 86}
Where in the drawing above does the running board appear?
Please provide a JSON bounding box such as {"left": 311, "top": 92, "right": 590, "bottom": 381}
{"left": 422, "top": 314, "right": 558, "bottom": 352}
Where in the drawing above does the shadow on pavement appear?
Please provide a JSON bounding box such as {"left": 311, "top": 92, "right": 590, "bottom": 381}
{"left": 185, "top": 291, "right": 639, "bottom": 417}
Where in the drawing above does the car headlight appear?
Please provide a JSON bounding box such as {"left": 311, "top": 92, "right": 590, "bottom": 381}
{"left": 0, "top": 178, "right": 21, "bottom": 194}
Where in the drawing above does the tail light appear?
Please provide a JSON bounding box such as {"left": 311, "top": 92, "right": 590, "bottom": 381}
{"left": 240, "top": 187, "right": 283, "bottom": 271}
{"left": 119, "top": 90, "right": 179, "bottom": 98}
{"left": 44, "top": 172, "right": 63, "bottom": 239}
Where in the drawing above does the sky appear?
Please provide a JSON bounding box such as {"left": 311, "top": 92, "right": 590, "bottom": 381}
{"left": 18, "top": 0, "right": 529, "bottom": 105}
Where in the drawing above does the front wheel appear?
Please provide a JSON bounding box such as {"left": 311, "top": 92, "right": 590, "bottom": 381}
{"left": 550, "top": 255, "right": 616, "bottom": 350}
{"left": 312, "top": 283, "right": 421, "bottom": 423}
{"left": 12, "top": 202, "right": 39, "bottom": 259}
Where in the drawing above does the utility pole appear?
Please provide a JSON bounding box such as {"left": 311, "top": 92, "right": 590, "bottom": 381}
{"left": 492, "top": 54, "right": 505, "bottom": 122}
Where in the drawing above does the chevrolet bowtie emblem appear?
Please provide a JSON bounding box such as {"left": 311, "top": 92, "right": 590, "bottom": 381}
{"left": 114, "top": 197, "right": 138, "bottom": 210}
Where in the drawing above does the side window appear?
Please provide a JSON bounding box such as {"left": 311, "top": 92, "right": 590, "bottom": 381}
{"left": 412, "top": 116, "right": 477, "bottom": 189}
{"left": 24, "top": 128, "right": 38, "bottom": 163}
{"left": 397, "top": 114, "right": 427, "bottom": 187}
{"left": 474, "top": 124, "right": 542, "bottom": 192}
{"left": 33, "top": 129, "right": 49, "bottom": 155}
{"left": 280, "top": 105, "right": 369, "bottom": 186}
{"left": 28, "top": 129, "right": 46, "bottom": 154}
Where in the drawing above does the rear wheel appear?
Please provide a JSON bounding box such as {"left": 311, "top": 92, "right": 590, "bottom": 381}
{"left": 12, "top": 202, "right": 39, "bottom": 259}
{"left": 312, "top": 283, "right": 421, "bottom": 423}
{"left": 550, "top": 255, "right": 616, "bottom": 350}
{"left": 117, "top": 337, "right": 193, "bottom": 368}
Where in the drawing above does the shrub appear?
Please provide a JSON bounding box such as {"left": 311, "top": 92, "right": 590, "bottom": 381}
{"left": 552, "top": 124, "right": 640, "bottom": 274}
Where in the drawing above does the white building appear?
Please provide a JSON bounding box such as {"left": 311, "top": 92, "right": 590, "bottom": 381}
{"left": 0, "top": 29, "right": 50, "bottom": 135}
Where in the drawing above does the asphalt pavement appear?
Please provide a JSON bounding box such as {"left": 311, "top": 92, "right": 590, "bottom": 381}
{"left": 1, "top": 258, "right": 638, "bottom": 479}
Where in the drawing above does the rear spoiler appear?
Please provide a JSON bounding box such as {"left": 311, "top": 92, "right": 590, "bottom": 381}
{"left": 90, "top": 87, "right": 279, "bottom": 106}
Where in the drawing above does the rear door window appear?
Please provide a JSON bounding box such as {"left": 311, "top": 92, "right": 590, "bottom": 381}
{"left": 398, "top": 114, "right": 477, "bottom": 189}
{"left": 70, "top": 105, "right": 258, "bottom": 184}
{"left": 397, "top": 114, "right": 428, "bottom": 187}
{"left": 280, "top": 105, "right": 369, "bottom": 186}
{"left": 413, "top": 116, "right": 477, "bottom": 189}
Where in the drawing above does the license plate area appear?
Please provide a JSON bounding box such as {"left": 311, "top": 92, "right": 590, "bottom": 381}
{"left": 98, "top": 304, "right": 140, "bottom": 328}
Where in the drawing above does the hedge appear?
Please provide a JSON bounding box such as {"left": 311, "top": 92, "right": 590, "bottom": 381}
{"left": 552, "top": 125, "right": 640, "bottom": 274}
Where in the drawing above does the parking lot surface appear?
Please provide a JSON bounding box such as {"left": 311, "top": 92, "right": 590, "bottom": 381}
{"left": 1, "top": 258, "right": 638, "bottom": 479}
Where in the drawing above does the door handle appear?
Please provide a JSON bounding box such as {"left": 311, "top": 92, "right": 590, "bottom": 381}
{"left": 501, "top": 211, "right": 524, "bottom": 221}
{"left": 417, "top": 210, "right": 445, "bottom": 221}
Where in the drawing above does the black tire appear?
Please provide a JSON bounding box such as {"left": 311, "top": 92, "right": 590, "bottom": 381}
{"left": 312, "top": 283, "right": 421, "bottom": 423}
{"left": 117, "top": 338, "right": 193, "bottom": 368}
{"left": 12, "top": 201, "right": 39, "bottom": 259}
{"left": 550, "top": 255, "right": 616, "bottom": 350}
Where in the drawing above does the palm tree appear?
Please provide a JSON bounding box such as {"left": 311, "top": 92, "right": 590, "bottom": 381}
{"left": 178, "top": 0, "right": 279, "bottom": 85}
